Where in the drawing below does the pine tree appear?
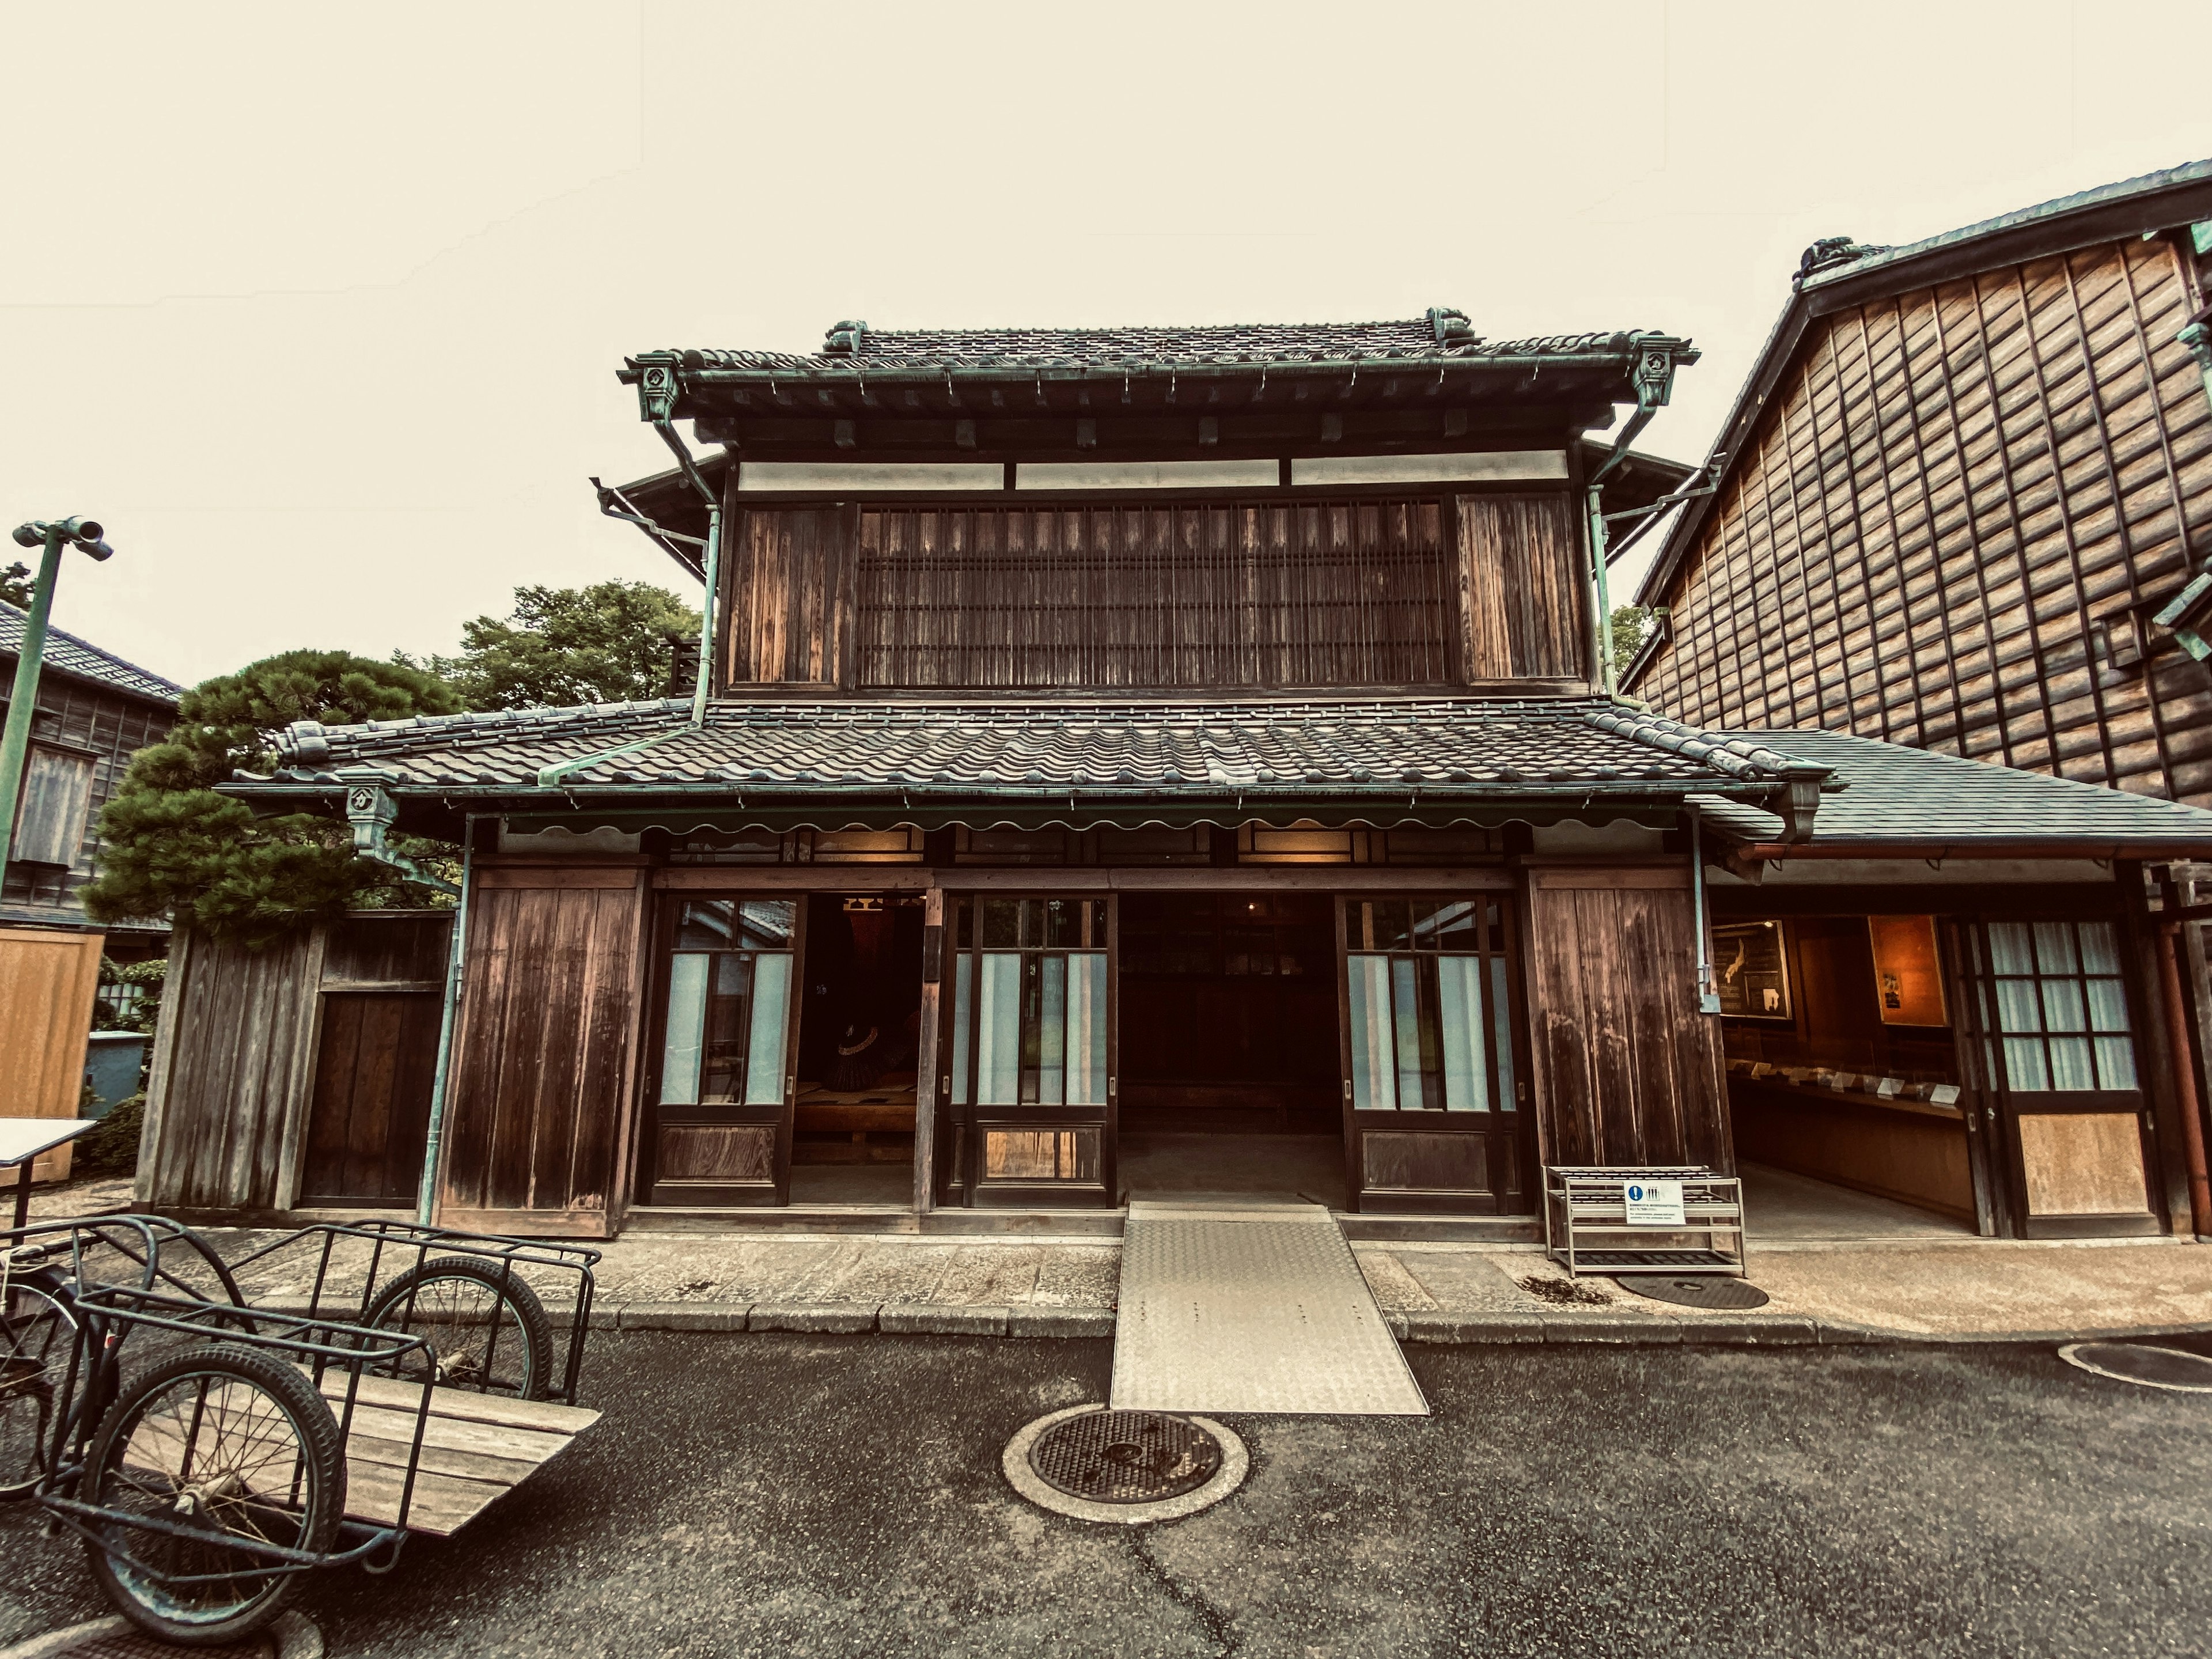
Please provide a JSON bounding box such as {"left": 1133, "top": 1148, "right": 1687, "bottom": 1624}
{"left": 82, "top": 651, "right": 463, "bottom": 945}
{"left": 412, "top": 579, "right": 700, "bottom": 710}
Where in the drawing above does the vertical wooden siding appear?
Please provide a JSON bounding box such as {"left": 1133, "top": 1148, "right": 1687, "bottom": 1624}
{"left": 851, "top": 498, "right": 1457, "bottom": 688}
{"left": 138, "top": 927, "right": 321, "bottom": 1211}
{"left": 435, "top": 869, "right": 647, "bottom": 1237}
{"left": 1636, "top": 236, "right": 2212, "bottom": 805}
{"left": 724, "top": 506, "right": 855, "bottom": 685}
{"left": 0, "top": 925, "right": 104, "bottom": 1180}
{"left": 1521, "top": 869, "right": 1730, "bottom": 1169}
{"left": 1460, "top": 494, "right": 1589, "bottom": 679}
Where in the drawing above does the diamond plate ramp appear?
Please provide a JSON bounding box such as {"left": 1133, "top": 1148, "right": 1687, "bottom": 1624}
{"left": 1109, "top": 1199, "right": 1428, "bottom": 1416}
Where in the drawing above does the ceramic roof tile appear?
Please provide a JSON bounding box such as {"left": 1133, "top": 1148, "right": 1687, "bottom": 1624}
{"left": 0, "top": 600, "right": 183, "bottom": 706}
{"left": 259, "top": 696, "right": 1802, "bottom": 800}
{"left": 1693, "top": 729, "right": 2212, "bottom": 851}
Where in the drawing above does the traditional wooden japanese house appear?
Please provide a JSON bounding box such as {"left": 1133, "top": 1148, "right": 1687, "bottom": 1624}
{"left": 1624, "top": 160, "right": 2212, "bottom": 1239}
{"left": 143, "top": 308, "right": 2212, "bottom": 1247}
{"left": 1, "top": 599, "right": 181, "bottom": 1176}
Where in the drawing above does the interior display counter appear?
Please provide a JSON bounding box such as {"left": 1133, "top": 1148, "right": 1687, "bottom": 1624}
{"left": 1728, "top": 1072, "right": 1975, "bottom": 1222}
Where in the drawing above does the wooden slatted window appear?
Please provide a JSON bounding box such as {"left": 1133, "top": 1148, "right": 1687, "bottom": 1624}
{"left": 854, "top": 498, "right": 1456, "bottom": 688}
{"left": 9, "top": 742, "right": 97, "bottom": 869}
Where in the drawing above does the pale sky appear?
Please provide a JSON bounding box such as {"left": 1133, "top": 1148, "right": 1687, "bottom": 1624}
{"left": 7, "top": 1, "right": 2210, "bottom": 691}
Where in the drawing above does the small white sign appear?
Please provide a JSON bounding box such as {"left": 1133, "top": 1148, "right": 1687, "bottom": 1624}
{"left": 1623, "top": 1179, "right": 1686, "bottom": 1228}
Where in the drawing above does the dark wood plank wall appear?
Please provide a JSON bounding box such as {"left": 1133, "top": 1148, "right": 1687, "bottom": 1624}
{"left": 724, "top": 507, "right": 855, "bottom": 686}
{"left": 1460, "top": 494, "right": 1589, "bottom": 679}
{"left": 139, "top": 926, "right": 320, "bottom": 1211}
{"left": 853, "top": 499, "right": 1457, "bottom": 688}
{"left": 298, "top": 991, "right": 443, "bottom": 1204}
{"left": 1520, "top": 866, "right": 1730, "bottom": 1169}
{"left": 435, "top": 868, "right": 648, "bottom": 1237}
{"left": 0, "top": 676, "right": 170, "bottom": 912}
{"left": 1636, "top": 236, "right": 2212, "bottom": 805}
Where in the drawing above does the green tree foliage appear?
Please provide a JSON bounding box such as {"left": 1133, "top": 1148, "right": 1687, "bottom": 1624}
{"left": 1609, "top": 605, "right": 1659, "bottom": 683}
{"left": 2, "top": 561, "right": 31, "bottom": 608}
{"left": 418, "top": 579, "right": 700, "bottom": 710}
{"left": 82, "top": 651, "right": 463, "bottom": 944}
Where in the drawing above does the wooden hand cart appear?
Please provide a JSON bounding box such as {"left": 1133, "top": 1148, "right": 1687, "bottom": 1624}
{"left": 0, "top": 1213, "right": 603, "bottom": 1646}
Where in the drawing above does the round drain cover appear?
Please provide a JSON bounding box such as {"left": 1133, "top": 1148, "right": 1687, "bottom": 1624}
{"left": 1615, "top": 1274, "right": 1771, "bottom": 1310}
{"left": 1029, "top": 1408, "right": 1222, "bottom": 1503}
{"left": 2060, "top": 1341, "right": 2212, "bottom": 1393}
{"left": 1003, "top": 1406, "right": 1248, "bottom": 1524}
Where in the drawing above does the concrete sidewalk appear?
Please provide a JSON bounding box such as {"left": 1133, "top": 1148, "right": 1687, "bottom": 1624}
{"left": 224, "top": 1222, "right": 2212, "bottom": 1347}
{"left": 28, "top": 1179, "right": 2212, "bottom": 1346}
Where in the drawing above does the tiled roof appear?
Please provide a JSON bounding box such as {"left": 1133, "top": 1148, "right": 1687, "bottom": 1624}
{"left": 664, "top": 313, "right": 1691, "bottom": 376}
{"left": 1796, "top": 157, "right": 2212, "bottom": 294}
{"left": 260, "top": 696, "right": 1817, "bottom": 799}
{"left": 0, "top": 600, "right": 184, "bottom": 706}
{"left": 1692, "top": 729, "right": 2212, "bottom": 853}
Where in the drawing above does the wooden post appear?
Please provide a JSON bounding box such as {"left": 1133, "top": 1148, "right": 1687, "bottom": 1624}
{"left": 912, "top": 884, "right": 945, "bottom": 1213}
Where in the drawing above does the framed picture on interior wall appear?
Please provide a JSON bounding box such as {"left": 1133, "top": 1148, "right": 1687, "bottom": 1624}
{"left": 1711, "top": 920, "right": 1791, "bottom": 1020}
{"left": 1867, "top": 914, "right": 1948, "bottom": 1026}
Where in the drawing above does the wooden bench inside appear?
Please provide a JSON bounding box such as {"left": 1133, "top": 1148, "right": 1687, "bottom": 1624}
{"left": 795, "top": 1074, "right": 916, "bottom": 1163}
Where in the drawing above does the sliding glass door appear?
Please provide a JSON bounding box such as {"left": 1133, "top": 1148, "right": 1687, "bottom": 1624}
{"left": 942, "top": 895, "right": 1115, "bottom": 1207}
{"left": 1338, "top": 895, "right": 1531, "bottom": 1213}
{"left": 644, "top": 897, "right": 804, "bottom": 1206}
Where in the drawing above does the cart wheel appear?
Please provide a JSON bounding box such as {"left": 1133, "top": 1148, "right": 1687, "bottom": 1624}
{"left": 84, "top": 1342, "right": 344, "bottom": 1649}
{"left": 363, "top": 1257, "right": 555, "bottom": 1400}
{"left": 1, "top": 1275, "right": 78, "bottom": 1499}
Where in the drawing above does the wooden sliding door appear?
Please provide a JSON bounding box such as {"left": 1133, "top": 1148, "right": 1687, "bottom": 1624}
{"left": 944, "top": 895, "right": 1116, "bottom": 1207}
{"left": 643, "top": 897, "right": 805, "bottom": 1206}
{"left": 1957, "top": 918, "right": 2158, "bottom": 1238}
{"left": 1338, "top": 895, "right": 1532, "bottom": 1214}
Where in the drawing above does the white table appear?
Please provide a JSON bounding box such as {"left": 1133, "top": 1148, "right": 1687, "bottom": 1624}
{"left": 0, "top": 1117, "right": 100, "bottom": 1232}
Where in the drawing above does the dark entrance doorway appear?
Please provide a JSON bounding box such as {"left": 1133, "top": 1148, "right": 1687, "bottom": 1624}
{"left": 298, "top": 991, "right": 441, "bottom": 1206}
{"left": 791, "top": 894, "right": 926, "bottom": 1204}
{"left": 1116, "top": 892, "right": 1345, "bottom": 1206}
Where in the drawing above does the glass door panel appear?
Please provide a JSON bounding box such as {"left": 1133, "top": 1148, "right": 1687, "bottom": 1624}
{"left": 646, "top": 897, "right": 804, "bottom": 1206}
{"left": 944, "top": 896, "right": 1114, "bottom": 1206}
{"left": 1961, "top": 918, "right": 2154, "bottom": 1236}
{"left": 1339, "top": 894, "right": 1530, "bottom": 1214}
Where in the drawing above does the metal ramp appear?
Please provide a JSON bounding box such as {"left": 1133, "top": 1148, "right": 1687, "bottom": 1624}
{"left": 1109, "top": 1197, "right": 1429, "bottom": 1416}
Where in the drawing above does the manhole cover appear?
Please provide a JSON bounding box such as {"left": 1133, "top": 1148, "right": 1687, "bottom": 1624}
{"left": 1029, "top": 1409, "right": 1222, "bottom": 1503}
{"left": 1615, "top": 1274, "right": 1771, "bottom": 1310}
{"left": 2059, "top": 1342, "right": 2212, "bottom": 1393}
{"left": 1003, "top": 1406, "right": 1247, "bottom": 1524}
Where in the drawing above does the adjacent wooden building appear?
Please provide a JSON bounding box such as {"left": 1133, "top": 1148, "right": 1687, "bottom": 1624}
{"left": 1625, "top": 160, "right": 2212, "bottom": 1239}
{"left": 145, "top": 307, "right": 2212, "bottom": 1247}
{"left": 1, "top": 600, "right": 181, "bottom": 1178}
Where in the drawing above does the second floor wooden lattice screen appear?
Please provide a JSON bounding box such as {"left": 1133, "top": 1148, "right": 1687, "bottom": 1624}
{"left": 854, "top": 499, "right": 1456, "bottom": 688}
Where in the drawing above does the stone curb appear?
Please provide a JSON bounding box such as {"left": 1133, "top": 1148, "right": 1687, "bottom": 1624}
{"left": 214, "top": 1296, "right": 2212, "bottom": 1348}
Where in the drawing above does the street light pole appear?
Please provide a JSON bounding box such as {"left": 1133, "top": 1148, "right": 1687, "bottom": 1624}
{"left": 1, "top": 517, "right": 114, "bottom": 891}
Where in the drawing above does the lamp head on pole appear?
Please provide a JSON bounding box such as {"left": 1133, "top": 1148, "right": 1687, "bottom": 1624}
{"left": 12, "top": 518, "right": 114, "bottom": 559}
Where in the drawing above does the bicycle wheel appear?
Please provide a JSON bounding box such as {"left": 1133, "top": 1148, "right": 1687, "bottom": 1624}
{"left": 362, "top": 1257, "right": 554, "bottom": 1400}
{"left": 85, "top": 1342, "right": 344, "bottom": 1648}
{"left": 0, "top": 1273, "right": 79, "bottom": 1498}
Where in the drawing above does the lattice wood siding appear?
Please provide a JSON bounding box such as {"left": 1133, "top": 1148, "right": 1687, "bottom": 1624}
{"left": 853, "top": 499, "right": 1458, "bottom": 689}
{"left": 0, "top": 673, "right": 171, "bottom": 912}
{"left": 1635, "top": 236, "right": 2212, "bottom": 805}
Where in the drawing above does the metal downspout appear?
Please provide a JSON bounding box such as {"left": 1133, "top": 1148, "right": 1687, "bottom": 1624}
{"left": 416, "top": 813, "right": 478, "bottom": 1226}
{"left": 1585, "top": 407, "right": 1657, "bottom": 697}
{"left": 1688, "top": 802, "right": 1721, "bottom": 1015}
{"left": 654, "top": 421, "right": 722, "bottom": 728}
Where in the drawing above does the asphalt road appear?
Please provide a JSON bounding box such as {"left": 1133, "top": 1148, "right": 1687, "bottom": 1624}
{"left": 3, "top": 1335, "right": 2208, "bottom": 1658}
